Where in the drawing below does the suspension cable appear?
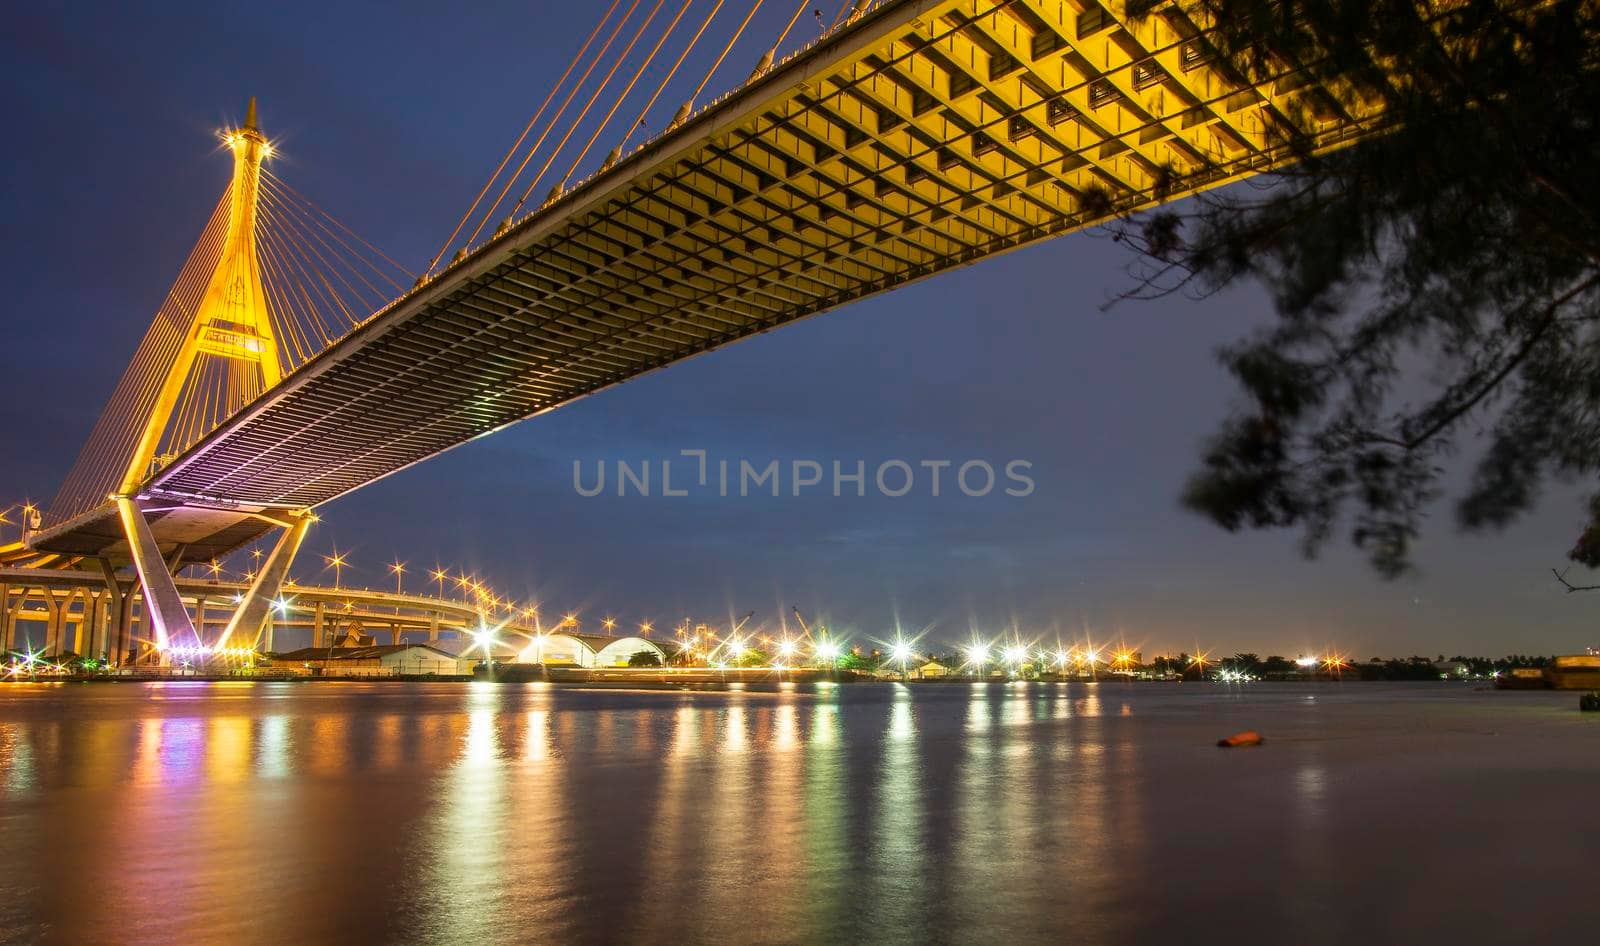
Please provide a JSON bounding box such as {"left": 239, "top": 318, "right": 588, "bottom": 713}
{"left": 828, "top": 0, "right": 854, "bottom": 30}
{"left": 511, "top": 0, "right": 670, "bottom": 214}
{"left": 427, "top": 0, "right": 624, "bottom": 274}
{"left": 472, "top": 0, "right": 646, "bottom": 241}
{"left": 265, "top": 170, "right": 412, "bottom": 286}
{"left": 561, "top": 0, "right": 697, "bottom": 182}
{"left": 684, "top": 0, "right": 769, "bottom": 111}
{"left": 617, "top": 0, "right": 728, "bottom": 152}
{"left": 769, "top": 0, "right": 809, "bottom": 62}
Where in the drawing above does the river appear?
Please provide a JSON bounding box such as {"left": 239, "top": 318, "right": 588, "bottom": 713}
{"left": 0, "top": 681, "right": 1592, "bottom": 945}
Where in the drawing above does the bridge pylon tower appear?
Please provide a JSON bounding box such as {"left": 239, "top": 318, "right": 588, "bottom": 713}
{"left": 112, "top": 98, "right": 305, "bottom": 659}
{"left": 120, "top": 96, "right": 281, "bottom": 496}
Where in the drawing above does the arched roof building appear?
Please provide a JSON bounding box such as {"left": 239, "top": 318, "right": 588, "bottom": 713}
{"left": 517, "top": 633, "right": 664, "bottom": 667}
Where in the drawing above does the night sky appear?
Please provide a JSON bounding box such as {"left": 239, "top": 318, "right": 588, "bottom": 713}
{"left": 3, "top": 1, "right": 1593, "bottom": 657}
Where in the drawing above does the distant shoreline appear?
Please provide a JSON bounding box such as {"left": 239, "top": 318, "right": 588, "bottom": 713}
{"left": 0, "top": 674, "right": 1478, "bottom": 689}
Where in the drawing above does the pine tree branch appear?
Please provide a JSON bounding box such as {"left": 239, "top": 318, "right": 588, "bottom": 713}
{"left": 1362, "top": 272, "right": 1600, "bottom": 452}
{"left": 1552, "top": 568, "right": 1600, "bottom": 593}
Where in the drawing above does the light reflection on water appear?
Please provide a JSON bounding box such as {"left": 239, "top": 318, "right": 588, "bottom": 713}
{"left": 0, "top": 681, "right": 1594, "bottom": 946}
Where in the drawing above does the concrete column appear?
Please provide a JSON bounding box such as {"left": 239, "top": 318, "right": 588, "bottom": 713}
{"left": 195, "top": 596, "right": 207, "bottom": 647}
{"left": 118, "top": 588, "right": 137, "bottom": 664}
{"left": 129, "top": 603, "right": 157, "bottom": 665}
{"left": 0, "top": 583, "right": 9, "bottom": 652}
{"left": 63, "top": 591, "right": 85, "bottom": 656}
{"left": 223, "top": 511, "right": 311, "bottom": 649}
{"left": 390, "top": 624, "right": 401, "bottom": 646}
{"left": 111, "top": 593, "right": 133, "bottom": 666}
{"left": 118, "top": 596, "right": 139, "bottom": 665}
{"left": 116, "top": 496, "right": 195, "bottom": 650}
{"left": 9, "top": 589, "right": 36, "bottom": 652}
{"left": 44, "top": 592, "right": 64, "bottom": 656}
{"left": 80, "top": 591, "right": 101, "bottom": 658}
{"left": 428, "top": 611, "right": 440, "bottom": 644}
{"left": 312, "top": 601, "right": 326, "bottom": 648}
{"left": 95, "top": 558, "right": 127, "bottom": 665}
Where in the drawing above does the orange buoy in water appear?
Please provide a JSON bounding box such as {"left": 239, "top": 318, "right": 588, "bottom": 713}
{"left": 1217, "top": 730, "right": 1264, "bottom": 748}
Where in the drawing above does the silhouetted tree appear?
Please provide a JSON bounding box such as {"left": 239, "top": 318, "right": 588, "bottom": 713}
{"left": 1111, "top": 0, "right": 1600, "bottom": 579}
{"left": 1260, "top": 655, "right": 1297, "bottom": 676}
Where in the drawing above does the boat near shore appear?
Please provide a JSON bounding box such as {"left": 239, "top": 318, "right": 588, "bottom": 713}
{"left": 1494, "top": 655, "right": 1600, "bottom": 691}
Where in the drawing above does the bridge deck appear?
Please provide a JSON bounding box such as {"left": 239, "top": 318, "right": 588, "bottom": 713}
{"left": 35, "top": 0, "right": 1381, "bottom": 559}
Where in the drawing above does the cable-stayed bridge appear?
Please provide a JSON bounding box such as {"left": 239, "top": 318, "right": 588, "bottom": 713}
{"left": 6, "top": 0, "right": 1394, "bottom": 663}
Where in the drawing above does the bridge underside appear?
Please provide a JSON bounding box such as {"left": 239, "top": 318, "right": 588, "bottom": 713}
{"left": 25, "top": 505, "right": 274, "bottom": 568}
{"left": 37, "top": 0, "right": 1382, "bottom": 558}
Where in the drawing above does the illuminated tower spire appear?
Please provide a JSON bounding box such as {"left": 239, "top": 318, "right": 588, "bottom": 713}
{"left": 118, "top": 96, "right": 282, "bottom": 493}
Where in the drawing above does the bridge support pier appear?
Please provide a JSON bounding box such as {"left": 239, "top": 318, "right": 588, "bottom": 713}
{"left": 222, "top": 510, "right": 311, "bottom": 651}
{"left": 40, "top": 592, "right": 61, "bottom": 656}
{"left": 92, "top": 591, "right": 106, "bottom": 657}
{"left": 78, "top": 591, "right": 102, "bottom": 659}
{"left": 116, "top": 497, "right": 195, "bottom": 652}
{"left": 1, "top": 591, "right": 16, "bottom": 653}
{"left": 72, "top": 593, "right": 87, "bottom": 654}
{"left": 312, "top": 601, "right": 326, "bottom": 648}
{"left": 62, "top": 590, "right": 89, "bottom": 656}
{"left": 95, "top": 558, "right": 132, "bottom": 666}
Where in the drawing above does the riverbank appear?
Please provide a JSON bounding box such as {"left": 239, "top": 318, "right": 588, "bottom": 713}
{"left": 1, "top": 667, "right": 1583, "bottom": 694}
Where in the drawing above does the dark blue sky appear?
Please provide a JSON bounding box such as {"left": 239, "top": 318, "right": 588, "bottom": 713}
{"left": 2, "top": 1, "right": 1593, "bottom": 656}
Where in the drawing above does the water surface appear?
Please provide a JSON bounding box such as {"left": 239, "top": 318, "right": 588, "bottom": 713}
{"left": 0, "top": 681, "right": 1592, "bottom": 945}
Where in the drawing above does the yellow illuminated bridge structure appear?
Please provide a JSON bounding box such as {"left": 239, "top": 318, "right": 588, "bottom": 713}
{"left": 6, "top": 0, "right": 1400, "bottom": 663}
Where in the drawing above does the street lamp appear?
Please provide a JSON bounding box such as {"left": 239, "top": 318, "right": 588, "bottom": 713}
{"left": 890, "top": 640, "right": 915, "bottom": 677}
{"left": 965, "top": 642, "right": 989, "bottom": 676}
{"left": 323, "top": 549, "right": 349, "bottom": 590}
{"left": 389, "top": 560, "right": 406, "bottom": 595}
{"left": 1, "top": 502, "right": 40, "bottom": 543}
{"left": 471, "top": 622, "right": 498, "bottom": 668}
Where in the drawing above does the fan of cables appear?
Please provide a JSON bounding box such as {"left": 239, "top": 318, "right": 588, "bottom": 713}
{"left": 425, "top": 0, "right": 888, "bottom": 277}
{"left": 48, "top": 166, "right": 411, "bottom": 525}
